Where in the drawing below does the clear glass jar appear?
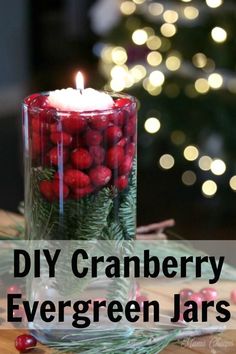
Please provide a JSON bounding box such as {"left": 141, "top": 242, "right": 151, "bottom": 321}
{"left": 22, "top": 92, "right": 137, "bottom": 343}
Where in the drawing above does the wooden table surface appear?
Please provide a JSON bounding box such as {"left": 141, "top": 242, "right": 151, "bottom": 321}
{"left": 0, "top": 210, "right": 236, "bottom": 354}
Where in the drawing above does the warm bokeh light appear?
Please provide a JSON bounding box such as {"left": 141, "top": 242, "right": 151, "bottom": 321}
{"left": 184, "top": 6, "right": 199, "bottom": 20}
{"left": 211, "top": 159, "right": 226, "bottom": 175}
{"left": 163, "top": 10, "right": 179, "bottom": 24}
{"left": 147, "top": 51, "right": 162, "bottom": 66}
{"left": 111, "top": 47, "right": 128, "bottom": 65}
{"left": 130, "top": 65, "right": 147, "bottom": 82}
{"left": 192, "top": 53, "right": 207, "bottom": 68}
{"left": 148, "top": 3, "right": 164, "bottom": 16}
{"left": 133, "top": 0, "right": 145, "bottom": 4}
{"left": 208, "top": 73, "right": 223, "bottom": 89}
{"left": 194, "top": 78, "right": 210, "bottom": 94}
{"left": 206, "top": 0, "right": 223, "bottom": 8}
{"left": 229, "top": 176, "right": 236, "bottom": 191}
{"left": 182, "top": 170, "right": 197, "bottom": 186}
{"left": 159, "top": 154, "right": 175, "bottom": 169}
{"left": 211, "top": 27, "right": 227, "bottom": 43}
{"left": 144, "top": 117, "right": 161, "bottom": 134}
{"left": 120, "top": 1, "right": 136, "bottom": 15}
{"left": 165, "top": 55, "right": 181, "bottom": 71}
{"left": 160, "top": 23, "right": 177, "bottom": 38}
{"left": 149, "top": 70, "right": 165, "bottom": 86}
{"left": 184, "top": 145, "right": 199, "bottom": 161}
{"left": 198, "top": 156, "right": 212, "bottom": 171}
{"left": 202, "top": 180, "right": 217, "bottom": 197}
{"left": 101, "top": 46, "right": 113, "bottom": 64}
{"left": 110, "top": 78, "right": 125, "bottom": 92}
{"left": 146, "top": 36, "right": 162, "bottom": 50}
{"left": 132, "top": 29, "right": 148, "bottom": 45}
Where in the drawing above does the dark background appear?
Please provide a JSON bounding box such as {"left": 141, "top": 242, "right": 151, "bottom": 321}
{"left": 0, "top": 0, "right": 236, "bottom": 240}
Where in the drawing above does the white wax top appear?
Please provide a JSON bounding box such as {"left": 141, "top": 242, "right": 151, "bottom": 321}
{"left": 48, "top": 88, "right": 114, "bottom": 111}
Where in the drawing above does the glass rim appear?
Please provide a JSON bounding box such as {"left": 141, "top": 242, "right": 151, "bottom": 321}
{"left": 23, "top": 91, "right": 137, "bottom": 116}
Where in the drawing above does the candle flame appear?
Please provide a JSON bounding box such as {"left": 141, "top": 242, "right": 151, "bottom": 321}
{"left": 75, "top": 71, "right": 84, "bottom": 91}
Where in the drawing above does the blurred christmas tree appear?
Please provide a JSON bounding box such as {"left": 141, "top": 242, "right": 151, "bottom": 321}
{"left": 90, "top": 0, "right": 236, "bottom": 236}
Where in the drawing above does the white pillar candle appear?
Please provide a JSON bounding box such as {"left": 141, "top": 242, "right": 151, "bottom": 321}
{"left": 48, "top": 72, "right": 114, "bottom": 111}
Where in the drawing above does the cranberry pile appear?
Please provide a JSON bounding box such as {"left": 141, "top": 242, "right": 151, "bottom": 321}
{"left": 25, "top": 94, "right": 137, "bottom": 202}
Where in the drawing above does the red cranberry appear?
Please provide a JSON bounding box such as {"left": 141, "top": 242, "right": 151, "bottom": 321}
{"left": 49, "top": 147, "right": 69, "bottom": 166}
{"left": 71, "top": 148, "right": 93, "bottom": 169}
{"left": 109, "top": 111, "right": 125, "bottom": 127}
{"left": 106, "top": 146, "right": 124, "bottom": 169}
{"left": 62, "top": 113, "right": 87, "bottom": 134}
{"left": 32, "top": 133, "right": 42, "bottom": 156}
{"left": 50, "top": 123, "right": 58, "bottom": 133}
{"left": 117, "top": 137, "right": 129, "bottom": 147}
{"left": 84, "top": 129, "right": 103, "bottom": 146}
{"left": 39, "top": 180, "right": 55, "bottom": 201}
{"left": 119, "top": 155, "right": 133, "bottom": 175}
{"left": 7, "top": 285, "right": 22, "bottom": 295}
{"left": 39, "top": 108, "right": 57, "bottom": 124}
{"left": 64, "top": 169, "right": 90, "bottom": 188}
{"left": 230, "top": 289, "right": 236, "bottom": 304}
{"left": 28, "top": 94, "right": 49, "bottom": 109}
{"left": 136, "top": 295, "right": 148, "bottom": 310}
{"left": 89, "top": 166, "right": 112, "bottom": 187}
{"left": 31, "top": 118, "right": 49, "bottom": 134}
{"left": 189, "top": 292, "right": 204, "bottom": 307}
{"left": 89, "top": 114, "right": 109, "bottom": 130}
{"left": 179, "top": 288, "right": 193, "bottom": 302}
{"left": 72, "top": 185, "right": 94, "bottom": 199}
{"left": 25, "top": 93, "right": 40, "bottom": 106}
{"left": 200, "top": 287, "right": 218, "bottom": 301}
{"left": 89, "top": 146, "right": 105, "bottom": 165}
{"left": 115, "top": 98, "right": 131, "bottom": 108}
{"left": 123, "top": 117, "right": 136, "bottom": 137}
{"left": 126, "top": 143, "right": 136, "bottom": 158}
{"left": 104, "top": 126, "right": 122, "bottom": 145}
{"left": 15, "top": 334, "right": 37, "bottom": 353}
{"left": 114, "top": 175, "right": 129, "bottom": 191}
{"left": 50, "top": 132, "right": 73, "bottom": 146}
{"left": 52, "top": 180, "right": 69, "bottom": 199}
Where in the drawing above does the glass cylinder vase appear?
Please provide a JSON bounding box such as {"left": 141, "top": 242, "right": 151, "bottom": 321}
{"left": 22, "top": 92, "right": 137, "bottom": 343}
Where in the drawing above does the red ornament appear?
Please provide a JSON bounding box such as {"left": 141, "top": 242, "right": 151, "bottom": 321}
{"left": 71, "top": 148, "right": 93, "bottom": 169}
{"left": 50, "top": 132, "right": 72, "bottom": 146}
{"left": 89, "top": 114, "right": 109, "bottom": 130}
{"left": 39, "top": 180, "right": 55, "bottom": 201}
{"left": 179, "top": 288, "right": 193, "bottom": 302}
{"left": 230, "top": 289, "right": 236, "bottom": 304}
{"left": 89, "top": 146, "right": 105, "bottom": 165}
{"left": 52, "top": 180, "right": 69, "bottom": 199}
{"left": 106, "top": 146, "right": 124, "bottom": 169}
{"left": 104, "top": 126, "right": 122, "bottom": 145}
{"left": 72, "top": 185, "right": 94, "bottom": 199}
{"left": 119, "top": 155, "right": 133, "bottom": 175}
{"left": 84, "top": 129, "right": 103, "bottom": 146}
{"left": 200, "top": 287, "right": 218, "bottom": 301}
{"left": 62, "top": 113, "right": 87, "bottom": 134}
{"left": 114, "top": 175, "right": 129, "bottom": 191}
{"left": 89, "top": 166, "right": 112, "bottom": 187}
{"left": 64, "top": 169, "right": 90, "bottom": 188}
{"left": 48, "top": 147, "right": 69, "bottom": 166}
{"left": 189, "top": 292, "right": 204, "bottom": 307}
{"left": 115, "top": 98, "right": 131, "bottom": 108}
{"left": 15, "top": 334, "right": 37, "bottom": 353}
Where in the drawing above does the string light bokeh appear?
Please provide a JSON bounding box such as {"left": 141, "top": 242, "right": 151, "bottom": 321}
{"left": 96, "top": 0, "right": 236, "bottom": 199}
